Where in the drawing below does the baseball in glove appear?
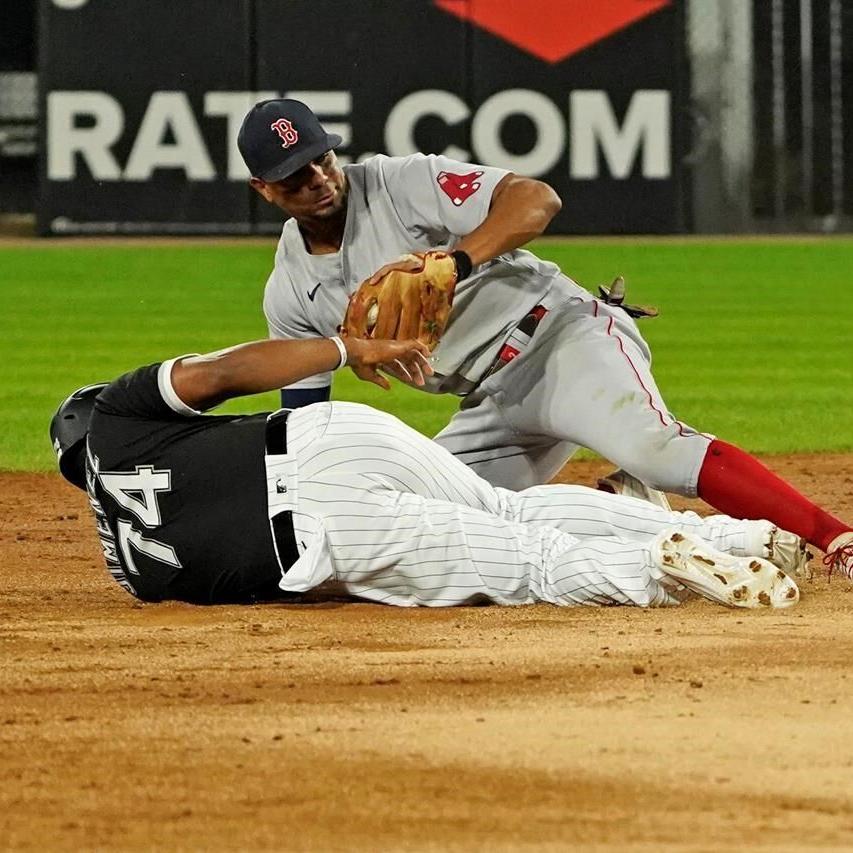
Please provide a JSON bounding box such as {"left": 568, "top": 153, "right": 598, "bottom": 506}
{"left": 341, "top": 250, "right": 460, "bottom": 351}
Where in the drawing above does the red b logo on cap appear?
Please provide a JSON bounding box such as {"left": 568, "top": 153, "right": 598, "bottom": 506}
{"left": 271, "top": 118, "right": 299, "bottom": 148}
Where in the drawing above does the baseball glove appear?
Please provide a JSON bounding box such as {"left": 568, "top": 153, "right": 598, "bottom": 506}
{"left": 341, "top": 251, "right": 458, "bottom": 350}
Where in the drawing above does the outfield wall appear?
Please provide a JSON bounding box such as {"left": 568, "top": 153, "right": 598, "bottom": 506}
{"left": 32, "top": 0, "right": 853, "bottom": 236}
{"left": 37, "top": 0, "right": 689, "bottom": 236}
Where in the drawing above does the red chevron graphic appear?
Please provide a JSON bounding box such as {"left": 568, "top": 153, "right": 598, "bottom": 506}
{"left": 434, "top": 0, "right": 671, "bottom": 64}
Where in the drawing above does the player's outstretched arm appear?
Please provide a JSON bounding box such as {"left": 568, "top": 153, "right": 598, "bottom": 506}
{"left": 454, "top": 173, "right": 561, "bottom": 266}
{"left": 171, "top": 337, "right": 433, "bottom": 411}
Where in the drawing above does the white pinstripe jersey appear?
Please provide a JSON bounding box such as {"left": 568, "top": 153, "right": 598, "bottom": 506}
{"left": 262, "top": 153, "right": 588, "bottom": 395}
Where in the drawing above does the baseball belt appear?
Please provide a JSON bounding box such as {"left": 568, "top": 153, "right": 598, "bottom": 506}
{"left": 265, "top": 409, "right": 300, "bottom": 573}
{"left": 483, "top": 304, "right": 549, "bottom": 380}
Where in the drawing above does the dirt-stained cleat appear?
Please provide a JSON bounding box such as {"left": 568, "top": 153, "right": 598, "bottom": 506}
{"left": 652, "top": 529, "right": 800, "bottom": 609}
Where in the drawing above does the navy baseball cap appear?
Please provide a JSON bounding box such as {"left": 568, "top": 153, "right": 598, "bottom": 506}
{"left": 238, "top": 99, "right": 343, "bottom": 182}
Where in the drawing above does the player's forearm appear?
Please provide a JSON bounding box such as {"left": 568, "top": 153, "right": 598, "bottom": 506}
{"left": 171, "top": 337, "right": 432, "bottom": 410}
{"left": 173, "top": 339, "right": 343, "bottom": 409}
{"left": 454, "top": 176, "right": 561, "bottom": 266}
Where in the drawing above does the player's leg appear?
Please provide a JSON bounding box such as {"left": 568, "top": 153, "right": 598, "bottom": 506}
{"left": 483, "top": 299, "right": 851, "bottom": 553}
{"left": 501, "top": 484, "right": 808, "bottom": 572}
{"left": 478, "top": 300, "right": 709, "bottom": 493}
{"left": 284, "top": 402, "right": 805, "bottom": 576}
{"left": 433, "top": 389, "right": 578, "bottom": 489}
{"left": 294, "top": 464, "right": 798, "bottom": 609}
{"left": 695, "top": 440, "right": 851, "bottom": 558}
{"left": 521, "top": 485, "right": 810, "bottom": 575}
{"left": 285, "top": 401, "right": 674, "bottom": 606}
{"left": 583, "top": 310, "right": 851, "bottom": 554}
{"left": 296, "top": 470, "right": 676, "bottom": 607}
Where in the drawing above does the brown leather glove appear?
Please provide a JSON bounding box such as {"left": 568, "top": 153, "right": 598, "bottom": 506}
{"left": 341, "top": 251, "right": 458, "bottom": 350}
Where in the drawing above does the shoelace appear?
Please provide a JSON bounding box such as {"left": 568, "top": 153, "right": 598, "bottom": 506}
{"left": 822, "top": 542, "right": 853, "bottom": 579}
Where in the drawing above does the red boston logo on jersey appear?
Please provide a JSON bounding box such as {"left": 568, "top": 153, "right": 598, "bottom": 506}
{"left": 270, "top": 118, "right": 299, "bottom": 148}
{"left": 437, "top": 171, "right": 484, "bottom": 206}
{"left": 434, "top": 0, "right": 671, "bottom": 64}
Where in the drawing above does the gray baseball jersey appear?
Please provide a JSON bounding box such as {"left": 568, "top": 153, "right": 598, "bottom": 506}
{"left": 262, "top": 153, "right": 588, "bottom": 395}
{"left": 262, "top": 153, "right": 713, "bottom": 496}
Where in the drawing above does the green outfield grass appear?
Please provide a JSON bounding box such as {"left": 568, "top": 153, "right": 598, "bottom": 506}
{"left": 1, "top": 238, "right": 851, "bottom": 472}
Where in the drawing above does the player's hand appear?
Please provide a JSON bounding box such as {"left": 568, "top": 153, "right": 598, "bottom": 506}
{"left": 367, "top": 253, "right": 424, "bottom": 285}
{"left": 344, "top": 337, "right": 433, "bottom": 390}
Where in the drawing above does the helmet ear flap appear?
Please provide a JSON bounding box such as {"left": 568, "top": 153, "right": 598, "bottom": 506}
{"left": 59, "top": 442, "right": 88, "bottom": 491}
{"left": 49, "top": 383, "right": 108, "bottom": 490}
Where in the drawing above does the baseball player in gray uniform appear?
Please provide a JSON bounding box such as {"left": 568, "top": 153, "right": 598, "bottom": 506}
{"left": 235, "top": 98, "right": 853, "bottom": 578}
{"left": 51, "top": 333, "right": 804, "bottom": 607}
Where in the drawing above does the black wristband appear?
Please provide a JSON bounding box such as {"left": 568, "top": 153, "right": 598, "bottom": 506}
{"left": 451, "top": 250, "right": 473, "bottom": 282}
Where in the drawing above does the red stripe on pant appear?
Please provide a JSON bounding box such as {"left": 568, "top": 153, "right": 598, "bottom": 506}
{"left": 595, "top": 300, "right": 694, "bottom": 436}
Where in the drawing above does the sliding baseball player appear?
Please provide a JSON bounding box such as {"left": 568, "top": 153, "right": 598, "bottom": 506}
{"left": 51, "top": 333, "right": 802, "bottom": 609}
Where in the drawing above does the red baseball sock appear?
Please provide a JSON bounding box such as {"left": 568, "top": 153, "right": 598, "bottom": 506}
{"left": 697, "top": 439, "right": 850, "bottom": 550}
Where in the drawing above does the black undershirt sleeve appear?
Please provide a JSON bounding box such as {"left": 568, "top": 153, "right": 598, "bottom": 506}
{"left": 281, "top": 385, "right": 330, "bottom": 409}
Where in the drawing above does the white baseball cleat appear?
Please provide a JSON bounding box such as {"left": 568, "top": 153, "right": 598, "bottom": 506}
{"left": 823, "top": 532, "right": 853, "bottom": 579}
{"left": 597, "top": 468, "right": 672, "bottom": 511}
{"left": 653, "top": 530, "right": 800, "bottom": 609}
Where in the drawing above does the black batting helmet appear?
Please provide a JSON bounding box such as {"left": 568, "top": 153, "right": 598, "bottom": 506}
{"left": 49, "top": 383, "right": 108, "bottom": 490}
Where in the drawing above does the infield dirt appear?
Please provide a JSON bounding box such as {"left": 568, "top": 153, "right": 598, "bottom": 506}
{"left": 2, "top": 455, "right": 853, "bottom": 851}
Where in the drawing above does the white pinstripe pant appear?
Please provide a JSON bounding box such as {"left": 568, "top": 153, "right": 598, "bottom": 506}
{"left": 285, "top": 402, "right": 768, "bottom": 608}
